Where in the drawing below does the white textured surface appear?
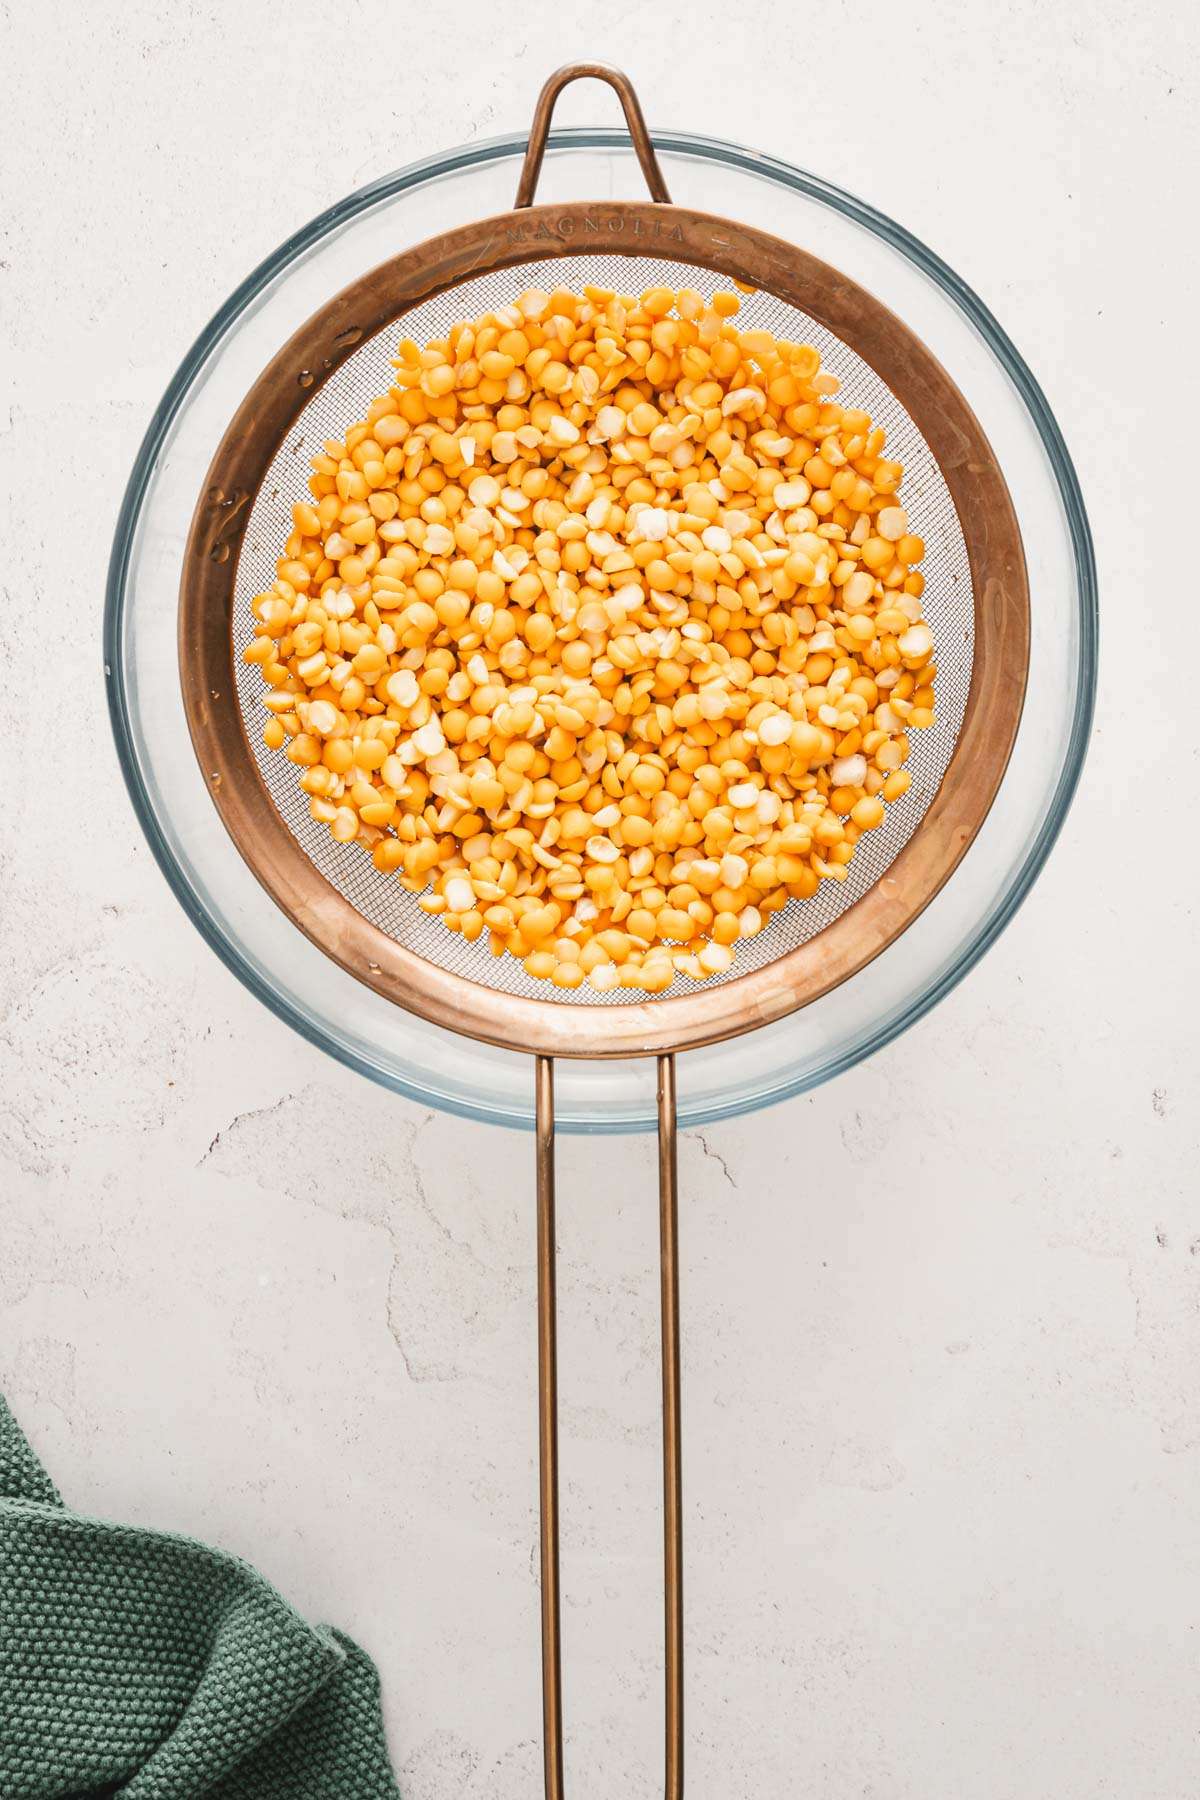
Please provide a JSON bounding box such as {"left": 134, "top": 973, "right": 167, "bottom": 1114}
{"left": 2, "top": 4, "right": 1197, "bottom": 1795}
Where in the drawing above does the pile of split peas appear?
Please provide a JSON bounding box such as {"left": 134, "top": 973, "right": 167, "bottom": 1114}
{"left": 246, "top": 283, "right": 935, "bottom": 993}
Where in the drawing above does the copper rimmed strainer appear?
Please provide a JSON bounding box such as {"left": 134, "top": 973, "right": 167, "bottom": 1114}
{"left": 181, "top": 64, "right": 1029, "bottom": 1799}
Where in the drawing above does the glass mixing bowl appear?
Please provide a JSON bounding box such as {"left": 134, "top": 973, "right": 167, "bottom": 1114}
{"left": 105, "top": 128, "right": 1096, "bottom": 1133}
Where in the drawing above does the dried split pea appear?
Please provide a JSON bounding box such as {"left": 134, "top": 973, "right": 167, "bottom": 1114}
{"left": 250, "top": 286, "right": 936, "bottom": 991}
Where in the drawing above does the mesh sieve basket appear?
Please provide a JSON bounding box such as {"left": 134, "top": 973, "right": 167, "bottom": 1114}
{"left": 229, "top": 254, "right": 976, "bottom": 1009}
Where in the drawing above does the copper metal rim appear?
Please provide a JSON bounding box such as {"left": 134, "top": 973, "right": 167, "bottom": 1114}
{"left": 180, "top": 201, "right": 1030, "bottom": 1060}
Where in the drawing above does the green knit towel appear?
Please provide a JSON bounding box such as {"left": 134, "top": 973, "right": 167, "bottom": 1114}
{"left": 0, "top": 1397, "right": 402, "bottom": 1798}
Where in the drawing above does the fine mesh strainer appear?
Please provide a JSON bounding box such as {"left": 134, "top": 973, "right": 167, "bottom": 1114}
{"left": 180, "top": 64, "right": 1029, "bottom": 1799}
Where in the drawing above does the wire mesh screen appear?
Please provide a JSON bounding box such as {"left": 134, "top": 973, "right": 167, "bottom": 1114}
{"left": 231, "top": 253, "right": 974, "bottom": 1005}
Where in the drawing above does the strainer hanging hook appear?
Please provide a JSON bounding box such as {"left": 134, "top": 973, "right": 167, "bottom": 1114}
{"left": 515, "top": 62, "right": 673, "bottom": 209}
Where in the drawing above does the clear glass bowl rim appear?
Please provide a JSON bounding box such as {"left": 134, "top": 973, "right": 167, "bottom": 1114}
{"left": 104, "top": 125, "right": 1097, "bottom": 1129}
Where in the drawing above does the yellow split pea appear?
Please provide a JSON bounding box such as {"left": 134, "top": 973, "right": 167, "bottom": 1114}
{"left": 246, "top": 284, "right": 933, "bottom": 992}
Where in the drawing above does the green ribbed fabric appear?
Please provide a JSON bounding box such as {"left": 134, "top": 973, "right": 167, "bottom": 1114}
{"left": 0, "top": 1398, "right": 402, "bottom": 1798}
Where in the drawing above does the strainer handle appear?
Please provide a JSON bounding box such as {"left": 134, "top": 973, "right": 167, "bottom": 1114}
{"left": 535, "top": 1052, "right": 684, "bottom": 1800}
{"left": 515, "top": 63, "right": 673, "bottom": 209}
